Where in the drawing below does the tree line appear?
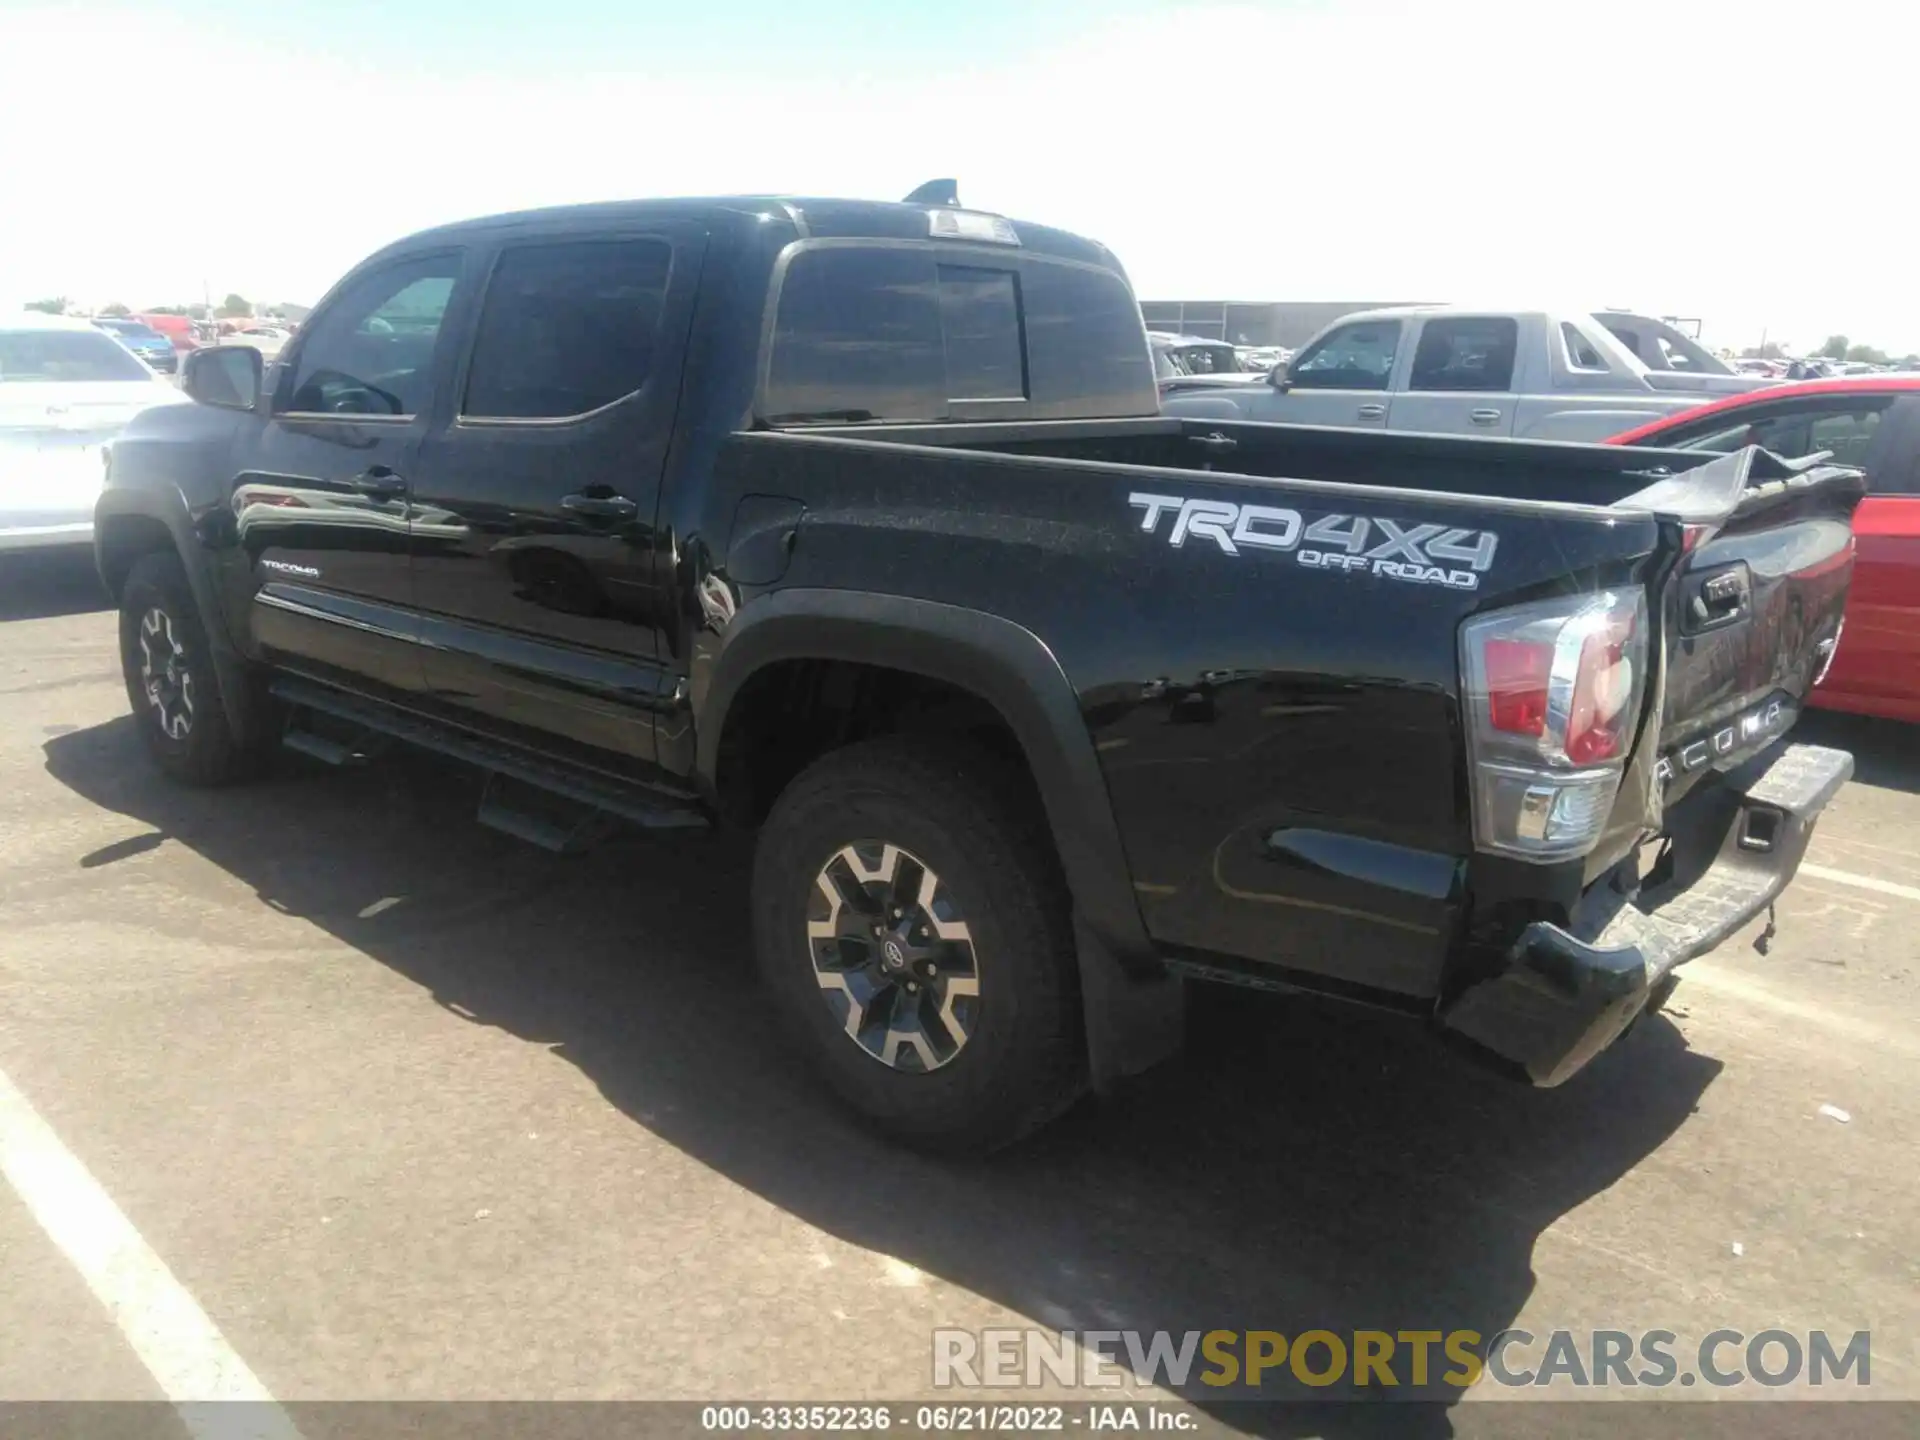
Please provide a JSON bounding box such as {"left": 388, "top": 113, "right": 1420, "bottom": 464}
{"left": 23, "top": 295, "right": 312, "bottom": 322}
{"left": 1742, "top": 334, "right": 1919, "bottom": 367}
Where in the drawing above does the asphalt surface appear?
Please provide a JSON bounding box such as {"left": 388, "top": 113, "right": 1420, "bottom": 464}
{"left": 0, "top": 551, "right": 1915, "bottom": 1436}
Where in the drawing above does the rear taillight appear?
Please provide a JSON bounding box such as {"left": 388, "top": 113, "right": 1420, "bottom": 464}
{"left": 1460, "top": 590, "right": 1648, "bottom": 862}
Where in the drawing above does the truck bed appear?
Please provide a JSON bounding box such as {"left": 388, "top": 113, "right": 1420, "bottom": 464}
{"left": 809, "top": 414, "right": 1749, "bottom": 510}
{"left": 728, "top": 416, "right": 1859, "bottom": 944}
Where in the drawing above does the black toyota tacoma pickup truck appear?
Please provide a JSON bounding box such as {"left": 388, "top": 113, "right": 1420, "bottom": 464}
{"left": 97, "top": 190, "right": 1861, "bottom": 1151}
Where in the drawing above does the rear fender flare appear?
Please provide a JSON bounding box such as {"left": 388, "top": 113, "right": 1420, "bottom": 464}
{"left": 696, "top": 587, "right": 1156, "bottom": 976}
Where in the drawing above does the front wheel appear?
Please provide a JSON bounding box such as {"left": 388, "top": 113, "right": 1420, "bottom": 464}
{"left": 752, "top": 736, "right": 1085, "bottom": 1153}
{"left": 118, "top": 551, "right": 265, "bottom": 786}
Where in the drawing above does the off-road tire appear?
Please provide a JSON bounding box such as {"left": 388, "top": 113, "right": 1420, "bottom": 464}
{"left": 752, "top": 735, "right": 1085, "bottom": 1153}
{"left": 118, "top": 551, "right": 266, "bottom": 786}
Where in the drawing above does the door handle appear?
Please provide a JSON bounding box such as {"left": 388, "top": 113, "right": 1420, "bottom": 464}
{"left": 349, "top": 465, "right": 405, "bottom": 498}
{"left": 1470, "top": 408, "right": 1503, "bottom": 425}
{"left": 561, "top": 492, "right": 639, "bottom": 520}
{"left": 1356, "top": 403, "right": 1387, "bottom": 419}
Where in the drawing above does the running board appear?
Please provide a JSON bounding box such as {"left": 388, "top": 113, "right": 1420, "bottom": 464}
{"left": 270, "top": 677, "right": 709, "bottom": 840}
{"left": 280, "top": 726, "right": 368, "bottom": 767}
{"left": 476, "top": 773, "right": 624, "bottom": 854}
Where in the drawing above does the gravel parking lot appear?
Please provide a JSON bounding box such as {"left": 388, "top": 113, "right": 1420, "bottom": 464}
{"left": 1, "top": 553, "right": 1915, "bottom": 1433}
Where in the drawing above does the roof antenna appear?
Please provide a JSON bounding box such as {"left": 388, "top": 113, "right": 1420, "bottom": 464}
{"left": 903, "top": 178, "right": 961, "bottom": 208}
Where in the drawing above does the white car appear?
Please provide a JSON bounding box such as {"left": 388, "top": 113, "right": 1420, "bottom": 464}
{"left": 2, "top": 312, "right": 188, "bottom": 554}
{"left": 221, "top": 326, "right": 291, "bottom": 362}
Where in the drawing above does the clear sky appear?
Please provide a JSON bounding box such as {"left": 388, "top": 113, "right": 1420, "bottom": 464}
{"left": 4, "top": 0, "right": 1914, "bottom": 355}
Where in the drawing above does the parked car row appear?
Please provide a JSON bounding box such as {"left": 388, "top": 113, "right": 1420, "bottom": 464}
{"left": 1156, "top": 302, "right": 1916, "bottom": 725}
{"left": 89, "top": 317, "right": 179, "bottom": 374}
{"left": 1161, "top": 306, "right": 1775, "bottom": 441}
{"left": 1148, "top": 331, "right": 1256, "bottom": 392}
{"left": 79, "top": 311, "right": 299, "bottom": 368}
{"left": 1, "top": 312, "right": 189, "bottom": 553}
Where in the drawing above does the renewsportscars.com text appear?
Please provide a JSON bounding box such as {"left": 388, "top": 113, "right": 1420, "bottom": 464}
{"left": 932, "top": 1328, "right": 1871, "bottom": 1391}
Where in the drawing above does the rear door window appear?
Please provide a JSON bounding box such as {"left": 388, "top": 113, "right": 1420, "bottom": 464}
{"left": 1651, "top": 397, "right": 1895, "bottom": 461}
{"left": 462, "top": 238, "right": 674, "bottom": 419}
{"left": 1289, "top": 322, "right": 1400, "bottom": 390}
{"left": 1806, "top": 405, "right": 1884, "bottom": 468}
{"left": 1409, "top": 317, "right": 1518, "bottom": 392}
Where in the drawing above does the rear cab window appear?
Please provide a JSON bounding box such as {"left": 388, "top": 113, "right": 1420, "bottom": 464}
{"left": 761, "top": 243, "right": 1152, "bottom": 424}
{"left": 1562, "top": 322, "right": 1609, "bottom": 371}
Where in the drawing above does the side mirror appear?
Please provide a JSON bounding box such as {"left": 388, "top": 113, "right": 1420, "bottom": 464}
{"left": 181, "top": 345, "right": 262, "bottom": 411}
{"left": 1268, "top": 364, "right": 1292, "bottom": 392}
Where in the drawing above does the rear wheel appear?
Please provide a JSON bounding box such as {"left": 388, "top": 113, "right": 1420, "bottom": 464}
{"left": 752, "top": 735, "right": 1084, "bottom": 1153}
{"left": 118, "top": 551, "right": 266, "bottom": 786}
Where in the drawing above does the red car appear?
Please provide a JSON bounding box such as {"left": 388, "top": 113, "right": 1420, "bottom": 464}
{"left": 1611, "top": 377, "right": 1920, "bottom": 723}
{"left": 134, "top": 313, "right": 201, "bottom": 355}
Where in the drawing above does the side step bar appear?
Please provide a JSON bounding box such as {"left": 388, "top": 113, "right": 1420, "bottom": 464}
{"left": 270, "top": 677, "right": 709, "bottom": 849}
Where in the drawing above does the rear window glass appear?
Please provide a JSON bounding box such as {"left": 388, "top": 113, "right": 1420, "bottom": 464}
{"left": 1563, "top": 322, "right": 1608, "bottom": 370}
{"left": 937, "top": 266, "right": 1025, "bottom": 401}
{"left": 0, "top": 330, "right": 154, "bottom": 383}
{"left": 764, "top": 245, "right": 1152, "bottom": 423}
{"left": 1603, "top": 324, "right": 1642, "bottom": 356}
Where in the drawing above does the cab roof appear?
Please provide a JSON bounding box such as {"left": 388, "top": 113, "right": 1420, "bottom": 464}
{"left": 396, "top": 195, "right": 1124, "bottom": 272}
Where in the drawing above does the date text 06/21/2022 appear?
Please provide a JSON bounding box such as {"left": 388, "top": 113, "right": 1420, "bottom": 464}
{"left": 700, "top": 1405, "right": 1196, "bottom": 1432}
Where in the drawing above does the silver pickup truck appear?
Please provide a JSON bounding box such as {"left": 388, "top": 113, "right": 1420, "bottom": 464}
{"left": 1162, "top": 306, "right": 1776, "bottom": 441}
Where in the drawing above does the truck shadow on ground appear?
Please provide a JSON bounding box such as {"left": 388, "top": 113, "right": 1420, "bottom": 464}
{"left": 46, "top": 720, "right": 1729, "bottom": 1437}
{"left": 0, "top": 552, "right": 113, "bottom": 623}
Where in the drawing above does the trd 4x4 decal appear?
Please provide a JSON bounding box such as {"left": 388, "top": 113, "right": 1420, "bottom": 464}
{"left": 1127, "top": 491, "right": 1500, "bottom": 591}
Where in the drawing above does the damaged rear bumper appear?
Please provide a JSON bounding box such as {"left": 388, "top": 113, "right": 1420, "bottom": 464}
{"left": 1440, "top": 741, "right": 1853, "bottom": 1087}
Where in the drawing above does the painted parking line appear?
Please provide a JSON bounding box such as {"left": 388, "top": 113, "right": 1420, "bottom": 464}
{"left": 1800, "top": 862, "right": 1920, "bottom": 906}
{"left": 1682, "top": 963, "right": 1920, "bottom": 1060}
{"left": 0, "top": 1065, "right": 302, "bottom": 1438}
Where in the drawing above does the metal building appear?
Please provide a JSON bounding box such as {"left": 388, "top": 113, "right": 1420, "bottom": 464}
{"left": 1139, "top": 300, "right": 1432, "bottom": 347}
